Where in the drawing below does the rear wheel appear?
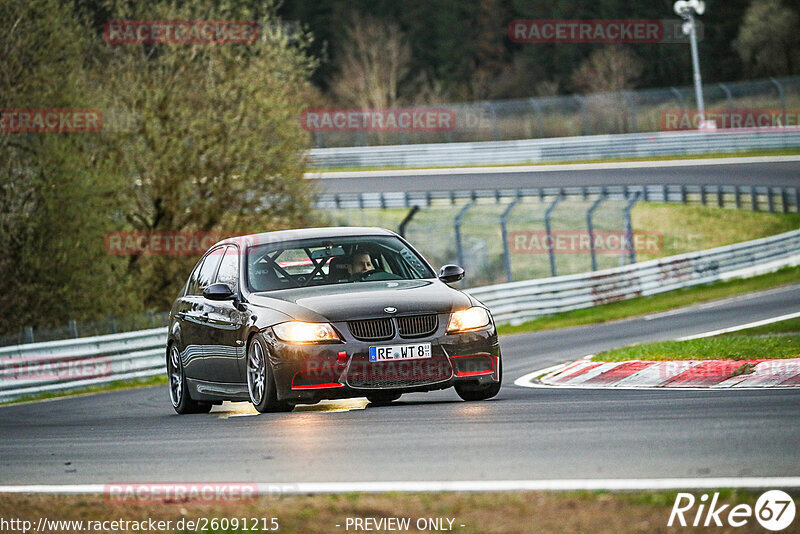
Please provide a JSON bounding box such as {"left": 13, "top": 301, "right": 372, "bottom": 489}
{"left": 168, "top": 344, "right": 212, "bottom": 414}
{"left": 454, "top": 358, "right": 502, "bottom": 401}
{"left": 366, "top": 392, "right": 402, "bottom": 406}
{"left": 247, "top": 334, "right": 293, "bottom": 413}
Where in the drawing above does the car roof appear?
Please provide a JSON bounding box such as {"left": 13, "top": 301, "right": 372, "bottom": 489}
{"left": 217, "top": 226, "right": 398, "bottom": 249}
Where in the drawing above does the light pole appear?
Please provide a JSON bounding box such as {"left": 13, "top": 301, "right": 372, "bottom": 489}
{"left": 674, "top": 0, "right": 706, "bottom": 126}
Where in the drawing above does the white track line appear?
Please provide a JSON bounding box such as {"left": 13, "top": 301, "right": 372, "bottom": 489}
{"left": 643, "top": 284, "right": 800, "bottom": 321}
{"left": 3, "top": 478, "right": 800, "bottom": 494}
{"left": 306, "top": 155, "right": 800, "bottom": 179}
{"left": 677, "top": 311, "right": 800, "bottom": 341}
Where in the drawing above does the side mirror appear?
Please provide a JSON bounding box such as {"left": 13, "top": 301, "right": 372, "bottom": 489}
{"left": 438, "top": 264, "right": 465, "bottom": 284}
{"left": 203, "top": 283, "right": 235, "bottom": 301}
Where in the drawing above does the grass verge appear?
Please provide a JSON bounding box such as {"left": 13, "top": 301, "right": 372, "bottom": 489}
{"left": 594, "top": 336, "right": 800, "bottom": 362}
{"left": 594, "top": 310, "right": 800, "bottom": 362}
{"left": 0, "top": 375, "right": 167, "bottom": 407}
{"left": 309, "top": 147, "right": 800, "bottom": 173}
{"left": 0, "top": 490, "right": 782, "bottom": 534}
{"left": 497, "top": 265, "right": 800, "bottom": 336}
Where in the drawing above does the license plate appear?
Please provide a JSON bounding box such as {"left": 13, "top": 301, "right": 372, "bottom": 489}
{"left": 369, "top": 343, "right": 432, "bottom": 362}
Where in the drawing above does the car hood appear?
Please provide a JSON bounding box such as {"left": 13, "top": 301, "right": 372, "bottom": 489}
{"left": 248, "top": 279, "right": 474, "bottom": 323}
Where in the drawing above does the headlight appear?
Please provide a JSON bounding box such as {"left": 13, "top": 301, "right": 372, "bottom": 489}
{"left": 447, "top": 306, "right": 491, "bottom": 333}
{"left": 272, "top": 322, "right": 341, "bottom": 344}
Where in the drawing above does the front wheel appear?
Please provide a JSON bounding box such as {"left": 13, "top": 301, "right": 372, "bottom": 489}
{"left": 168, "top": 344, "right": 212, "bottom": 414}
{"left": 454, "top": 358, "right": 502, "bottom": 401}
{"left": 247, "top": 334, "right": 293, "bottom": 413}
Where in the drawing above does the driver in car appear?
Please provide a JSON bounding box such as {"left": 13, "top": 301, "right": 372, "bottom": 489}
{"left": 347, "top": 250, "right": 374, "bottom": 279}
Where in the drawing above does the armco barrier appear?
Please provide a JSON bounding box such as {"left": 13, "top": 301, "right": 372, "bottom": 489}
{"left": 0, "top": 328, "right": 167, "bottom": 402}
{"left": 308, "top": 129, "right": 800, "bottom": 169}
{"left": 1, "top": 230, "right": 799, "bottom": 402}
{"left": 467, "top": 229, "right": 800, "bottom": 325}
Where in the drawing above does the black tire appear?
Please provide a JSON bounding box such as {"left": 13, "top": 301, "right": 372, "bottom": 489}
{"left": 167, "top": 343, "right": 212, "bottom": 414}
{"left": 454, "top": 358, "right": 502, "bottom": 401}
{"left": 247, "top": 334, "right": 293, "bottom": 413}
{"left": 366, "top": 392, "right": 402, "bottom": 406}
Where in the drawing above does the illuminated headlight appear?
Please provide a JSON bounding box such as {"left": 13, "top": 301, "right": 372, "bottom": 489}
{"left": 446, "top": 307, "right": 491, "bottom": 333}
{"left": 272, "top": 322, "right": 341, "bottom": 344}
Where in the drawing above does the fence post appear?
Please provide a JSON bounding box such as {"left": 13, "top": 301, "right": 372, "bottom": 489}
{"left": 670, "top": 87, "right": 686, "bottom": 111}
{"left": 623, "top": 91, "right": 638, "bottom": 133}
{"left": 751, "top": 186, "right": 759, "bottom": 211}
{"left": 768, "top": 187, "right": 775, "bottom": 213}
{"left": 544, "top": 195, "right": 563, "bottom": 277}
{"left": 770, "top": 77, "right": 787, "bottom": 121}
{"left": 486, "top": 102, "right": 500, "bottom": 141}
{"left": 528, "top": 98, "right": 545, "bottom": 138}
{"left": 587, "top": 194, "right": 607, "bottom": 272}
{"left": 718, "top": 83, "right": 733, "bottom": 109}
{"left": 23, "top": 326, "right": 34, "bottom": 344}
{"left": 454, "top": 202, "right": 475, "bottom": 287}
{"left": 69, "top": 320, "right": 78, "bottom": 338}
{"left": 398, "top": 206, "right": 420, "bottom": 238}
{"left": 717, "top": 185, "right": 724, "bottom": 208}
{"left": 735, "top": 186, "right": 742, "bottom": 209}
{"left": 500, "top": 199, "right": 520, "bottom": 282}
{"left": 574, "top": 95, "right": 591, "bottom": 135}
{"left": 623, "top": 192, "right": 641, "bottom": 265}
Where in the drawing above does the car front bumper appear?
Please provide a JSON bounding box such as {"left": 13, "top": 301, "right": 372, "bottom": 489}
{"left": 265, "top": 325, "right": 501, "bottom": 404}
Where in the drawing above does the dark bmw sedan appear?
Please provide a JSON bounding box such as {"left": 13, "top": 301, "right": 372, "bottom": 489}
{"left": 167, "top": 227, "right": 502, "bottom": 414}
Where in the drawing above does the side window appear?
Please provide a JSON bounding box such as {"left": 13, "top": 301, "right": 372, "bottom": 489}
{"left": 191, "top": 248, "right": 223, "bottom": 296}
{"left": 185, "top": 257, "right": 205, "bottom": 296}
{"left": 215, "top": 246, "right": 239, "bottom": 294}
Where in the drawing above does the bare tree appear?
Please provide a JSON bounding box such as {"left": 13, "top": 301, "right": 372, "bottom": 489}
{"left": 571, "top": 47, "right": 643, "bottom": 134}
{"left": 734, "top": 0, "right": 800, "bottom": 76}
{"left": 331, "top": 14, "right": 411, "bottom": 110}
{"left": 571, "top": 46, "right": 643, "bottom": 94}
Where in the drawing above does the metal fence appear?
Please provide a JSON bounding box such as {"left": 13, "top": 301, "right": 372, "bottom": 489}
{"left": 323, "top": 184, "right": 800, "bottom": 287}
{"left": 2, "top": 229, "right": 798, "bottom": 402}
{"left": 0, "top": 311, "right": 170, "bottom": 348}
{"left": 0, "top": 328, "right": 167, "bottom": 402}
{"left": 308, "top": 128, "right": 800, "bottom": 169}
{"left": 310, "top": 76, "right": 800, "bottom": 148}
{"left": 468, "top": 229, "right": 800, "bottom": 326}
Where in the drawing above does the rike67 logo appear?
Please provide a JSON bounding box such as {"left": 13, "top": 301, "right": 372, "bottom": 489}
{"left": 668, "top": 490, "right": 796, "bottom": 531}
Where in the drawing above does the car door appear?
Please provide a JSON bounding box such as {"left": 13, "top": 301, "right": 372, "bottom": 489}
{"left": 203, "top": 245, "right": 249, "bottom": 384}
{"left": 180, "top": 247, "right": 223, "bottom": 381}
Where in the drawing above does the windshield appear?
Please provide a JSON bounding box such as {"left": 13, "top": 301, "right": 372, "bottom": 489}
{"left": 246, "top": 235, "right": 435, "bottom": 291}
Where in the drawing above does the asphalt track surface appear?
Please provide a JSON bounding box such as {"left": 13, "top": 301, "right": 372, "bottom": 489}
{"left": 2, "top": 284, "right": 799, "bottom": 485}
{"left": 312, "top": 158, "right": 800, "bottom": 194}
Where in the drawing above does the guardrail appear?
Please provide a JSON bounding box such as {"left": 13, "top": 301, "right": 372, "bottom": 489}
{"left": 2, "top": 229, "right": 799, "bottom": 402}
{"left": 0, "top": 328, "right": 167, "bottom": 403}
{"left": 308, "top": 129, "right": 800, "bottom": 169}
{"left": 316, "top": 184, "right": 800, "bottom": 212}
{"left": 468, "top": 229, "right": 800, "bottom": 325}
